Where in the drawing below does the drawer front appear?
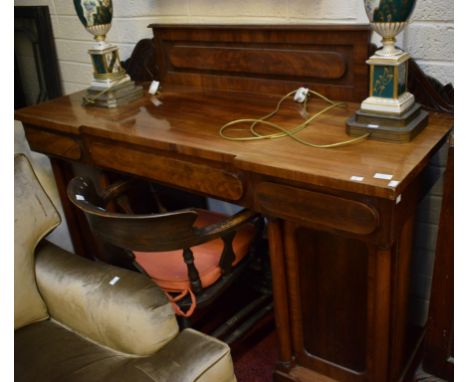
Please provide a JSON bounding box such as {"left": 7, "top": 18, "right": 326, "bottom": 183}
{"left": 24, "top": 127, "right": 81, "bottom": 160}
{"left": 256, "top": 182, "right": 379, "bottom": 235}
{"left": 88, "top": 139, "right": 244, "bottom": 201}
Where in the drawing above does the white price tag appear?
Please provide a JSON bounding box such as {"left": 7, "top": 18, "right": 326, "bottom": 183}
{"left": 374, "top": 173, "right": 393, "bottom": 180}
{"left": 109, "top": 276, "right": 120, "bottom": 286}
{"left": 148, "top": 80, "right": 160, "bottom": 95}
{"left": 350, "top": 176, "right": 364, "bottom": 182}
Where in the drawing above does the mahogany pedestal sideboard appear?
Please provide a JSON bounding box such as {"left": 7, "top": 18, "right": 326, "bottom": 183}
{"left": 15, "top": 25, "right": 454, "bottom": 382}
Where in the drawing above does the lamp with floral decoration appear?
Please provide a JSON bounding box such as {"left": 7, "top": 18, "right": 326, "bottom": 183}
{"left": 73, "top": 0, "right": 142, "bottom": 107}
{"left": 346, "top": 0, "right": 428, "bottom": 142}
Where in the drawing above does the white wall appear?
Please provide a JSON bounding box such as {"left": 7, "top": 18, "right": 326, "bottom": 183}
{"left": 406, "top": 0, "right": 454, "bottom": 85}
{"left": 14, "top": 0, "right": 453, "bottom": 92}
{"left": 14, "top": 121, "right": 75, "bottom": 253}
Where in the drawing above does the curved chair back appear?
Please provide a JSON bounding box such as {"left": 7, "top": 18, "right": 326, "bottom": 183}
{"left": 67, "top": 176, "right": 204, "bottom": 252}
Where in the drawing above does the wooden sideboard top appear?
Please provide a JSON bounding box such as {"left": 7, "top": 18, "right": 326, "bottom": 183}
{"left": 15, "top": 84, "right": 453, "bottom": 200}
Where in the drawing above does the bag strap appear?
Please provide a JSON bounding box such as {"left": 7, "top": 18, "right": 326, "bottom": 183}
{"left": 164, "top": 289, "right": 197, "bottom": 317}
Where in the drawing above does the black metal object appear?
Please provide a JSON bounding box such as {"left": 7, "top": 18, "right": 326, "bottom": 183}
{"left": 14, "top": 6, "right": 62, "bottom": 109}
{"left": 211, "top": 293, "right": 272, "bottom": 339}
{"left": 223, "top": 301, "right": 274, "bottom": 345}
{"left": 14, "top": 56, "right": 26, "bottom": 110}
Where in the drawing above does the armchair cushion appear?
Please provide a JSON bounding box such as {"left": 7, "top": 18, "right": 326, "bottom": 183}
{"left": 15, "top": 322, "right": 235, "bottom": 382}
{"left": 15, "top": 320, "right": 130, "bottom": 382}
{"left": 35, "top": 242, "right": 179, "bottom": 356}
{"left": 14, "top": 154, "right": 60, "bottom": 330}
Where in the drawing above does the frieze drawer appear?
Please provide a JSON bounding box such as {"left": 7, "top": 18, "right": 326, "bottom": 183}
{"left": 256, "top": 182, "right": 379, "bottom": 235}
{"left": 24, "top": 127, "right": 82, "bottom": 160}
{"left": 87, "top": 139, "right": 244, "bottom": 201}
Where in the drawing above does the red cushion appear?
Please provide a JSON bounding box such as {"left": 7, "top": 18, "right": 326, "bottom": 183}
{"left": 133, "top": 210, "right": 255, "bottom": 293}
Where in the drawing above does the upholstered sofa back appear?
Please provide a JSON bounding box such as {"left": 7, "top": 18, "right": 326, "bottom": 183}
{"left": 14, "top": 154, "right": 60, "bottom": 330}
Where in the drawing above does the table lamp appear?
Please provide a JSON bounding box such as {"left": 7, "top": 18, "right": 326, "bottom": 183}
{"left": 346, "top": 0, "right": 428, "bottom": 142}
{"left": 73, "top": 0, "right": 142, "bottom": 108}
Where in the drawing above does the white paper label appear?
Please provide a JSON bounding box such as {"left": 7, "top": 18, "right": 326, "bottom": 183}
{"left": 151, "top": 98, "right": 162, "bottom": 107}
{"left": 388, "top": 180, "right": 400, "bottom": 188}
{"left": 75, "top": 195, "right": 85, "bottom": 201}
{"left": 350, "top": 176, "right": 364, "bottom": 182}
{"left": 109, "top": 276, "right": 120, "bottom": 286}
{"left": 148, "top": 80, "right": 160, "bottom": 95}
{"left": 374, "top": 173, "right": 393, "bottom": 180}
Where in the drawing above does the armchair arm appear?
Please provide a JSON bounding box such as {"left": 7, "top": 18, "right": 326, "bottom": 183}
{"left": 34, "top": 241, "right": 179, "bottom": 356}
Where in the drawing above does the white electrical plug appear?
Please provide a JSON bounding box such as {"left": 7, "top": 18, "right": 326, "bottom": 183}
{"left": 293, "top": 87, "right": 309, "bottom": 103}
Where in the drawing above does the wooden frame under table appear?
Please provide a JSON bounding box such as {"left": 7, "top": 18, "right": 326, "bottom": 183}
{"left": 15, "top": 25, "right": 453, "bottom": 382}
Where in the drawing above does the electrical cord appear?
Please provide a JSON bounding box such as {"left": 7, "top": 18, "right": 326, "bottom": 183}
{"left": 219, "top": 88, "right": 369, "bottom": 148}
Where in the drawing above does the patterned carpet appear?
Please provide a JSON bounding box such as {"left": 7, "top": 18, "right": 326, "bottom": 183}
{"left": 232, "top": 330, "right": 449, "bottom": 382}
{"left": 233, "top": 329, "right": 277, "bottom": 382}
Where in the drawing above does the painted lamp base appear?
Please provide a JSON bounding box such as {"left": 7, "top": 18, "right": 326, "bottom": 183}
{"left": 91, "top": 74, "right": 130, "bottom": 90}
{"left": 361, "top": 91, "right": 414, "bottom": 115}
{"left": 348, "top": 44, "right": 428, "bottom": 142}
{"left": 346, "top": 103, "right": 428, "bottom": 143}
{"left": 85, "top": 45, "right": 143, "bottom": 108}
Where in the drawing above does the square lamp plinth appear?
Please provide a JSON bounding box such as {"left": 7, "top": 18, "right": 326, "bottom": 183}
{"left": 347, "top": 52, "right": 428, "bottom": 143}
{"left": 84, "top": 44, "right": 143, "bottom": 108}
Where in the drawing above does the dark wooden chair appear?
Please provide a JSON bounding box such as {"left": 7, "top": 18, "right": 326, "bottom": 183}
{"left": 67, "top": 176, "right": 270, "bottom": 339}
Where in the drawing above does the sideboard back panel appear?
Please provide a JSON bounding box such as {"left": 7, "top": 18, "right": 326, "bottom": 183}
{"left": 150, "top": 25, "right": 371, "bottom": 102}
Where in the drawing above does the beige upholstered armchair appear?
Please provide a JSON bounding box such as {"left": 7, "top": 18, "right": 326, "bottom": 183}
{"left": 14, "top": 153, "right": 236, "bottom": 382}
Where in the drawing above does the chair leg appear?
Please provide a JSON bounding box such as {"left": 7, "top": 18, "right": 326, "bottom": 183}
{"left": 211, "top": 293, "right": 271, "bottom": 339}
{"left": 223, "top": 300, "right": 274, "bottom": 345}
